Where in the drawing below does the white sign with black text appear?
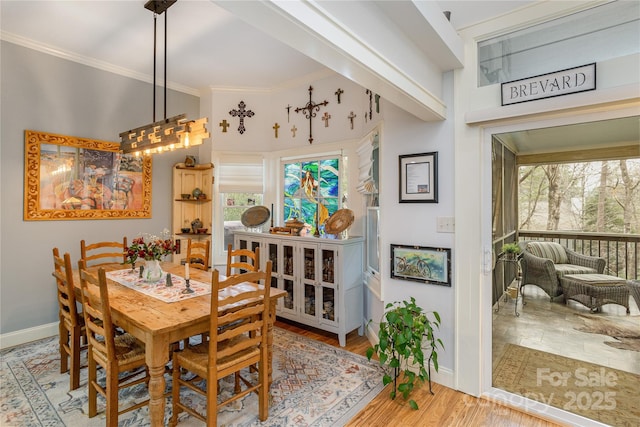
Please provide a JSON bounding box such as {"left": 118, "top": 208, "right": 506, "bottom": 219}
{"left": 501, "top": 63, "right": 596, "bottom": 106}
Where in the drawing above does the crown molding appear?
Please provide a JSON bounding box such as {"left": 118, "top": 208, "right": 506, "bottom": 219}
{"left": 1, "top": 30, "right": 201, "bottom": 97}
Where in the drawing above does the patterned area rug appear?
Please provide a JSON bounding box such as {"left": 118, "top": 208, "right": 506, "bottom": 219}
{"left": 0, "top": 327, "right": 385, "bottom": 426}
{"left": 493, "top": 343, "right": 640, "bottom": 427}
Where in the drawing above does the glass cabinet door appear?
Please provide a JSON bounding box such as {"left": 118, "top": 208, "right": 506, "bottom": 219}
{"left": 279, "top": 242, "right": 296, "bottom": 314}
{"left": 321, "top": 286, "right": 335, "bottom": 322}
{"left": 319, "top": 247, "right": 338, "bottom": 326}
{"left": 299, "top": 243, "right": 319, "bottom": 320}
{"left": 267, "top": 241, "right": 278, "bottom": 276}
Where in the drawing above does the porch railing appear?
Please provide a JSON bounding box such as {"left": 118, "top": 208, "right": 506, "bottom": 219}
{"left": 518, "top": 230, "right": 640, "bottom": 280}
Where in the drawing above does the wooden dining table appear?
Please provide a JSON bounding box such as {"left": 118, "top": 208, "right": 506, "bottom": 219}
{"left": 72, "top": 262, "right": 285, "bottom": 425}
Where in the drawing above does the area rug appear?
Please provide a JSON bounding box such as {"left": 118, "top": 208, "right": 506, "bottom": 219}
{"left": 493, "top": 343, "right": 640, "bottom": 427}
{"left": 573, "top": 313, "right": 640, "bottom": 352}
{"left": 0, "top": 327, "right": 385, "bottom": 426}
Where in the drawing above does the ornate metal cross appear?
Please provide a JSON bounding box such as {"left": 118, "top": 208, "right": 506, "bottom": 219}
{"left": 366, "top": 89, "right": 373, "bottom": 120}
{"left": 291, "top": 125, "right": 297, "bottom": 137}
{"left": 219, "top": 119, "right": 229, "bottom": 133}
{"left": 335, "top": 88, "right": 344, "bottom": 103}
{"left": 286, "top": 104, "right": 291, "bottom": 122}
{"left": 273, "top": 122, "right": 280, "bottom": 138}
{"left": 295, "top": 86, "right": 328, "bottom": 144}
{"left": 229, "top": 101, "right": 254, "bottom": 134}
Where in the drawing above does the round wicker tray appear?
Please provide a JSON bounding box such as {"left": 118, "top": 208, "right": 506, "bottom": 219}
{"left": 324, "top": 209, "right": 354, "bottom": 234}
{"left": 241, "top": 205, "right": 271, "bottom": 227}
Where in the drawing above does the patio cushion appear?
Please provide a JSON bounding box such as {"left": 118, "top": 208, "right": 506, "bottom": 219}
{"left": 526, "top": 242, "right": 568, "bottom": 264}
{"left": 554, "top": 264, "right": 597, "bottom": 277}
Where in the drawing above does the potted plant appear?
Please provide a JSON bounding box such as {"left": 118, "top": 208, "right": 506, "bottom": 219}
{"left": 366, "top": 297, "right": 443, "bottom": 410}
{"left": 501, "top": 242, "right": 521, "bottom": 259}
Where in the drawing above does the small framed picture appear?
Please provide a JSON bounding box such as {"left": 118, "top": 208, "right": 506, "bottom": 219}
{"left": 399, "top": 152, "right": 438, "bottom": 203}
{"left": 390, "top": 244, "right": 451, "bottom": 286}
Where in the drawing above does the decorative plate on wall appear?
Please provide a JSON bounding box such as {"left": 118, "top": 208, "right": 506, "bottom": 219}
{"left": 241, "top": 205, "right": 271, "bottom": 227}
{"left": 324, "top": 209, "right": 354, "bottom": 234}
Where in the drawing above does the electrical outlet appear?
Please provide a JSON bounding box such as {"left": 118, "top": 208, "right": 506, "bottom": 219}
{"left": 436, "top": 217, "right": 455, "bottom": 233}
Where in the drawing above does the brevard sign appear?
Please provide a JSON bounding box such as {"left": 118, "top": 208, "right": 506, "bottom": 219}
{"left": 501, "top": 63, "right": 596, "bottom": 106}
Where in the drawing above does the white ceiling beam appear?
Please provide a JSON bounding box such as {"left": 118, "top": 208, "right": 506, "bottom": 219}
{"left": 214, "top": 0, "right": 465, "bottom": 122}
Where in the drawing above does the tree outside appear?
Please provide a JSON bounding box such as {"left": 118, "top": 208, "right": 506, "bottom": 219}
{"left": 519, "top": 159, "right": 640, "bottom": 234}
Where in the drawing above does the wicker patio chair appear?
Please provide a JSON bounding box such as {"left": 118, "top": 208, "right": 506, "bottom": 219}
{"left": 519, "top": 241, "right": 606, "bottom": 301}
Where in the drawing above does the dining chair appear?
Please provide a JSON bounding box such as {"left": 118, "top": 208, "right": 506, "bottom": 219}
{"left": 80, "top": 237, "right": 128, "bottom": 267}
{"left": 186, "top": 238, "right": 211, "bottom": 271}
{"left": 77, "top": 259, "right": 149, "bottom": 426}
{"left": 226, "top": 243, "right": 260, "bottom": 276}
{"left": 53, "top": 247, "right": 86, "bottom": 390}
{"left": 170, "top": 261, "right": 273, "bottom": 426}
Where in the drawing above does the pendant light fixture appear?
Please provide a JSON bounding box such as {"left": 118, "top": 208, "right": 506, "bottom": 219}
{"left": 119, "top": 0, "right": 209, "bottom": 156}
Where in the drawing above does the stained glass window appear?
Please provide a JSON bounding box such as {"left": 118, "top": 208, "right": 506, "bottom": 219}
{"left": 283, "top": 157, "right": 341, "bottom": 236}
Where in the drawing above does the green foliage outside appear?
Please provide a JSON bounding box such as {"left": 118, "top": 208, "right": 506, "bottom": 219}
{"left": 518, "top": 159, "right": 640, "bottom": 234}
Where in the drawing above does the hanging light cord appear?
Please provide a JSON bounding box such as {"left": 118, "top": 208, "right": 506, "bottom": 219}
{"left": 152, "top": 13, "right": 157, "bottom": 122}
{"left": 151, "top": 10, "right": 169, "bottom": 122}
{"left": 164, "top": 10, "right": 168, "bottom": 121}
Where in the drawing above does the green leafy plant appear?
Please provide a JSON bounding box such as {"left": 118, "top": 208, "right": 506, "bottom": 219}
{"left": 501, "top": 243, "right": 521, "bottom": 255}
{"left": 366, "top": 297, "right": 443, "bottom": 410}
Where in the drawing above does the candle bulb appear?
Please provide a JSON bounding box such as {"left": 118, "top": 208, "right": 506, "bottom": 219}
{"left": 185, "top": 263, "right": 190, "bottom": 280}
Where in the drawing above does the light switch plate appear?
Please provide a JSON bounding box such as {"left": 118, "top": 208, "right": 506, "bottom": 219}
{"left": 437, "top": 217, "right": 455, "bottom": 233}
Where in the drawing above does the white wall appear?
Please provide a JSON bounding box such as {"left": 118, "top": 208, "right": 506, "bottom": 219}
{"left": 375, "top": 71, "right": 456, "bottom": 376}
{"left": 0, "top": 41, "right": 201, "bottom": 335}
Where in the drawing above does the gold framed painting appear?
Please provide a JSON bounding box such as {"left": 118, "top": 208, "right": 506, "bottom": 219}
{"left": 24, "top": 130, "right": 152, "bottom": 220}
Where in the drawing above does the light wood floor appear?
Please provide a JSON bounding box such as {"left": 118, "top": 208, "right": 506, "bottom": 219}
{"left": 276, "top": 319, "right": 563, "bottom": 427}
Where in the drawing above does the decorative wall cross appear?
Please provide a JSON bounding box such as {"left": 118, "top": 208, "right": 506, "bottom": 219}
{"left": 229, "top": 101, "right": 254, "bottom": 134}
{"left": 273, "top": 122, "right": 280, "bottom": 138}
{"left": 291, "top": 125, "right": 297, "bottom": 137}
{"left": 348, "top": 111, "right": 357, "bottom": 130}
{"left": 335, "top": 88, "right": 344, "bottom": 103}
{"left": 366, "top": 89, "right": 373, "bottom": 120}
{"left": 219, "top": 119, "right": 229, "bottom": 133}
{"left": 295, "top": 86, "right": 328, "bottom": 144}
{"left": 375, "top": 94, "right": 381, "bottom": 113}
{"left": 286, "top": 104, "right": 291, "bottom": 122}
{"left": 322, "top": 112, "right": 331, "bottom": 127}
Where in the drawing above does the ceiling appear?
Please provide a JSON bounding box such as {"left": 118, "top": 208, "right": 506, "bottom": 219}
{"left": 0, "top": 0, "right": 532, "bottom": 93}
{"left": 1, "top": 1, "right": 637, "bottom": 153}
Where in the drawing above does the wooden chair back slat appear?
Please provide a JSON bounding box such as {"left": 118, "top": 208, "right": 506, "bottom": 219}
{"left": 80, "top": 238, "right": 128, "bottom": 267}
{"left": 226, "top": 244, "right": 260, "bottom": 277}
{"left": 209, "top": 262, "right": 272, "bottom": 366}
{"left": 78, "top": 260, "right": 116, "bottom": 361}
{"left": 53, "top": 248, "right": 80, "bottom": 328}
{"left": 186, "top": 238, "right": 211, "bottom": 271}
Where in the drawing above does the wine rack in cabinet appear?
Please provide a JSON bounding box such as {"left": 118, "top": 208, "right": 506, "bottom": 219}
{"left": 235, "top": 231, "right": 364, "bottom": 347}
{"left": 172, "top": 163, "right": 213, "bottom": 267}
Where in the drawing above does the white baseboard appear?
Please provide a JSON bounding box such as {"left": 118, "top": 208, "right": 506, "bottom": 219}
{"left": 363, "top": 319, "right": 455, "bottom": 390}
{"left": 0, "top": 322, "right": 58, "bottom": 350}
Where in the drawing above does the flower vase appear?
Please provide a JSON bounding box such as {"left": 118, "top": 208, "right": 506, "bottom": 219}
{"left": 144, "top": 259, "right": 163, "bottom": 282}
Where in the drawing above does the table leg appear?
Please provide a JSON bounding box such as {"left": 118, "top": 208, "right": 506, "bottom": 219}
{"left": 267, "top": 299, "right": 278, "bottom": 387}
{"left": 146, "top": 339, "right": 169, "bottom": 425}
